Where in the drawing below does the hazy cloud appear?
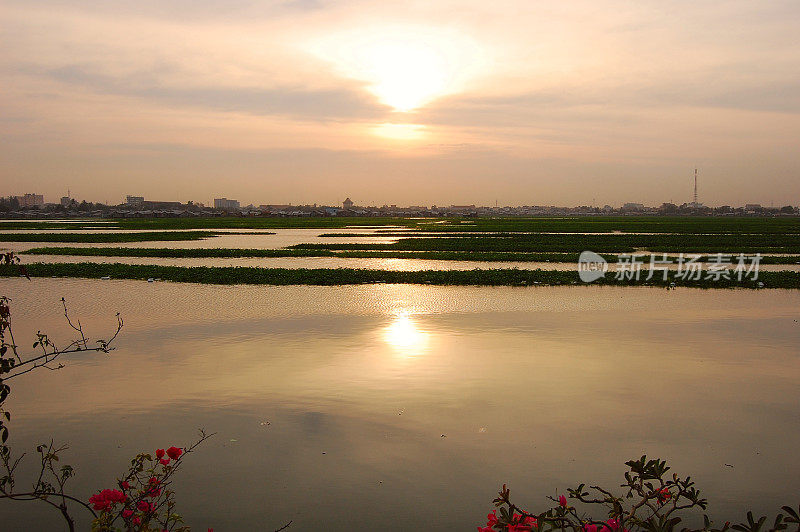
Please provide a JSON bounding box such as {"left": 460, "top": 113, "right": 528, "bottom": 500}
{"left": 37, "top": 64, "right": 388, "bottom": 120}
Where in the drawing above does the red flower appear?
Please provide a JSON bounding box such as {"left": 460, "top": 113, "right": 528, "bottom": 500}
{"left": 88, "top": 493, "right": 111, "bottom": 512}
{"left": 523, "top": 516, "right": 537, "bottom": 529}
{"left": 122, "top": 509, "right": 134, "bottom": 519}
{"left": 657, "top": 488, "right": 671, "bottom": 505}
{"left": 604, "top": 519, "right": 629, "bottom": 532}
{"left": 487, "top": 511, "right": 499, "bottom": 526}
{"left": 137, "top": 500, "right": 152, "bottom": 513}
{"left": 88, "top": 489, "right": 127, "bottom": 511}
{"left": 160, "top": 458, "right": 170, "bottom": 466}
{"left": 148, "top": 487, "right": 162, "bottom": 498}
{"left": 132, "top": 516, "right": 141, "bottom": 526}
{"left": 156, "top": 449, "right": 165, "bottom": 459}
{"left": 558, "top": 495, "right": 567, "bottom": 508}
{"left": 166, "top": 446, "right": 183, "bottom": 460}
{"left": 507, "top": 513, "right": 536, "bottom": 531}
{"left": 478, "top": 528, "right": 493, "bottom": 532}
{"left": 149, "top": 477, "right": 160, "bottom": 485}
{"left": 119, "top": 481, "right": 130, "bottom": 490}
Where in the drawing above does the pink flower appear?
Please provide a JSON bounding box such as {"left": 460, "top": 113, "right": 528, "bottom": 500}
{"left": 122, "top": 509, "right": 134, "bottom": 519}
{"left": 558, "top": 495, "right": 567, "bottom": 508}
{"left": 156, "top": 449, "right": 165, "bottom": 459}
{"left": 166, "top": 446, "right": 183, "bottom": 460}
{"left": 160, "top": 458, "right": 170, "bottom": 466}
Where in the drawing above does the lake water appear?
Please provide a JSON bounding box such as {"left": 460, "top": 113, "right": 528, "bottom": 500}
{"left": 1, "top": 278, "right": 799, "bottom": 530}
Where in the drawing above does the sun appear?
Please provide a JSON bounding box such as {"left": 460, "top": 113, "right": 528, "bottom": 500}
{"left": 356, "top": 38, "right": 449, "bottom": 111}
{"left": 307, "top": 26, "right": 485, "bottom": 112}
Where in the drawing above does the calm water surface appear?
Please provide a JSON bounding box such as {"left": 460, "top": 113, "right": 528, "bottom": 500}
{"left": 1, "top": 279, "right": 798, "bottom": 530}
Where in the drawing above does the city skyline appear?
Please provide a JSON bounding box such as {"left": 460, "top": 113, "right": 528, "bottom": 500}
{"left": 2, "top": 1, "right": 799, "bottom": 205}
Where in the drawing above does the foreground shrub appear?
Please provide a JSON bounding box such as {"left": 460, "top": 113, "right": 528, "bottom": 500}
{"left": 480, "top": 456, "right": 799, "bottom": 532}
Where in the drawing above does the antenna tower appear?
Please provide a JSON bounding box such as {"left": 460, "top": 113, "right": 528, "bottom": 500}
{"left": 693, "top": 169, "right": 698, "bottom": 204}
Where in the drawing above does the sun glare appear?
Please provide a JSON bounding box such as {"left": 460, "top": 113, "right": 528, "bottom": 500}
{"left": 384, "top": 313, "right": 427, "bottom": 353}
{"left": 308, "top": 26, "right": 485, "bottom": 112}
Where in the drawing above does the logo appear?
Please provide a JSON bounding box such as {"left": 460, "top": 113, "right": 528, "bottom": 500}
{"left": 578, "top": 250, "right": 608, "bottom": 282}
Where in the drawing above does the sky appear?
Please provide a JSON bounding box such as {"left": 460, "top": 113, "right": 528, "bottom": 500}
{"left": 1, "top": 0, "right": 799, "bottom": 207}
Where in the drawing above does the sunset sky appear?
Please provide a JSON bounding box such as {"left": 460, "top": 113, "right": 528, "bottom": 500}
{"left": 2, "top": 0, "right": 799, "bottom": 207}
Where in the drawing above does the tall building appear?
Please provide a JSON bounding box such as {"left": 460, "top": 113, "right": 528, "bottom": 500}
{"left": 126, "top": 195, "right": 145, "bottom": 206}
{"left": 342, "top": 197, "right": 354, "bottom": 209}
{"left": 214, "top": 198, "right": 240, "bottom": 210}
{"left": 60, "top": 196, "right": 72, "bottom": 207}
{"left": 15, "top": 193, "right": 44, "bottom": 207}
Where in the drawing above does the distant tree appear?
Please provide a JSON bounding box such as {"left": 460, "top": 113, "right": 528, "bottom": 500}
{"left": 780, "top": 205, "right": 795, "bottom": 214}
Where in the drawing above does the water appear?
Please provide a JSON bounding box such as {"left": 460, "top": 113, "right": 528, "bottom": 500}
{"left": 1, "top": 278, "right": 799, "bottom": 530}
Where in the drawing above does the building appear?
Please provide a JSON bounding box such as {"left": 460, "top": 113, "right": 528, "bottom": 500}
{"left": 60, "top": 196, "right": 72, "bottom": 207}
{"left": 342, "top": 197, "right": 354, "bottom": 210}
{"left": 15, "top": 194, "right": 44, "bottom": 208}
{"left": 126, "top": 195, "right": 145, "bottom": 206}
{"left": 621, "top": 202, "right": 645, "bottom": 212}
{"left": 214, "top": 198, "right": 240, "bottom": 210}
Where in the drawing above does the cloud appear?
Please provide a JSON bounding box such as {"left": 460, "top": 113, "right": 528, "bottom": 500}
{"left": 36, "top": 64, "right": 388, "bottom": 120}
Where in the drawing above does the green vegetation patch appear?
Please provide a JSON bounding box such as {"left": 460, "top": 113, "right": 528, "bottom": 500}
{"left": 0, "top": 231, "right": 274, "bottom": 243}
{"left": 293, "top": 232, "right": 800, "bottom": 253}
{"left": 2, "top": 263, "right": 797, "bottom": 289}
{"left": 20, "top": 247, "right": 800, "bottom": 264}
{"left": 113, "top": 216, "right": 800, "bottom": 234}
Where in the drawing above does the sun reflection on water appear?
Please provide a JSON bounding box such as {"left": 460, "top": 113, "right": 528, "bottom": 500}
{"left": 383, "top": 311, "right": 428, "bottom": 355}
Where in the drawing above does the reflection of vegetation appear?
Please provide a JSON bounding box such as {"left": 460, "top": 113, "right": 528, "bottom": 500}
{"left": 20, "top": 247, "right": 800, "bottom": 264}
{"left": 2, "top": 263, "right": 798, "bottom": 288}
{"left": 483, "top": 456, "right": 799, "bottom": 532}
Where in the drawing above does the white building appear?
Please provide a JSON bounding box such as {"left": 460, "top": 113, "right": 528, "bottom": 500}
{"left": 16, "top": 193, "right": 44, "bottom": 207}
{"left": 214, "top": 198, "right": 240, "bottom": 210}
